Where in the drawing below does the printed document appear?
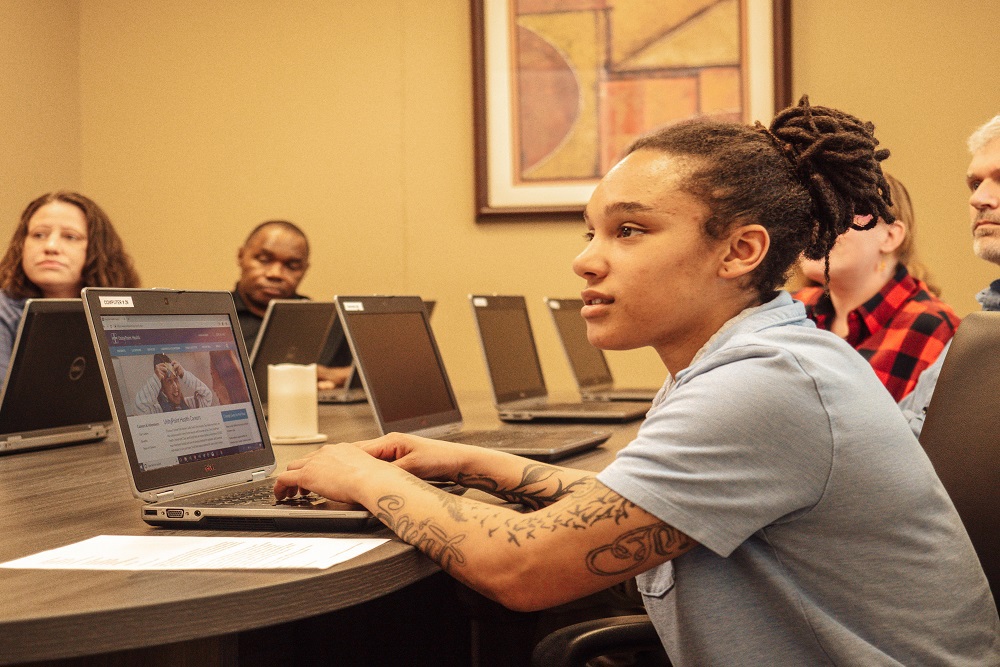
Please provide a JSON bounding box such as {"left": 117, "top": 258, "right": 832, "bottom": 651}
{"left": 0, "top": 535, "right": 389, "bottom": 570}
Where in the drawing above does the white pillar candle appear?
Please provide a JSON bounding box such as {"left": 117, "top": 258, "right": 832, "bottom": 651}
{"left": 267, "top": 363, "right": 318, "bottom": 439}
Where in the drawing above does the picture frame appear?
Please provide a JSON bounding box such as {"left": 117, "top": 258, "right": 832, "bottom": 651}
{"left": 471, "top": 0, "right": 792, "bottom": 221}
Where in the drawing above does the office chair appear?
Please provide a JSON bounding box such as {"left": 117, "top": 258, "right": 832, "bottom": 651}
{"left": 530, "top": 614, "right": 669, "bottom": 667}
{"left": 917, "top": 312, "right": 1000, "bottom": 598}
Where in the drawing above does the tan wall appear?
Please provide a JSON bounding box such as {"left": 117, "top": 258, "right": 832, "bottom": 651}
{"left": 0, "top": 0, "right": 81, "bottom": 228}
{"left": 791, "top": 0, "right": 999, "bottom": 316}
{"left": 4, "top": 0, "right": 998, "bottom": 395}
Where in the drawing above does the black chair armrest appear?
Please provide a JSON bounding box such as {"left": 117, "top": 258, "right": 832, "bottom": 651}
{"left": 531, "top": 614, "right": 667, "bottom": 667}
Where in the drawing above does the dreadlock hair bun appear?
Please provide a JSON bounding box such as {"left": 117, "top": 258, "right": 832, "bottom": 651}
{"left": 625, "top": 95, "right": 893, "bottom": 300}
{"left": 768, "top": 95, "right": 893, "bottom": 262}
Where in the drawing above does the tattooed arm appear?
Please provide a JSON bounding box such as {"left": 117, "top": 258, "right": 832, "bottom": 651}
{"left": 342, "top": 431, "right": 595, "bottom": 509}
{"left": 274, "top": 440, "right": 697, "bottom": 611}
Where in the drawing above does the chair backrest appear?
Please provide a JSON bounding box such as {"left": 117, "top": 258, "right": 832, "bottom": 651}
{"left": 918, "top": 311, "right": 1000, "bottom": 596}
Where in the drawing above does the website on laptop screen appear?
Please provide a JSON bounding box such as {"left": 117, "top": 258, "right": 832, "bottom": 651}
{"left": 100, "top": 314, "right": 264, "bottom": 472}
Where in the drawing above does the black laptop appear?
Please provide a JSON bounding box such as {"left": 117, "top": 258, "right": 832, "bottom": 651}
{"left": 0, "top": 299, "right": 111, "bottom": 454}
{"left": 335, "top": 295, "right": 611, "bottom": 461}
{"left": 249, "top": 299, "right": 337, "bottom": 404}
{"left": 317, "top": 300, "right": 435, "bottom": 404}
{"left": 545, "top": 297, "right": 660, "bottom": 402}
{"left": 469, "top": 295, "right": 648, "bottom": 423}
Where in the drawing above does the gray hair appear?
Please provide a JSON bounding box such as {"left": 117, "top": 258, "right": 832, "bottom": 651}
{"left": 968, "top": 115, "right": 1000, "bottom": 153}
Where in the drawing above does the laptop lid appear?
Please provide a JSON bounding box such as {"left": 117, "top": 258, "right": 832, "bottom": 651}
{"left": 469, "top": 295, "right": 549, "bottom": 405}
{"left": 82, "top": 288, "right": 275, "bottom": 502}
{"left": 249, "top": 299, "right": 337, "bottom": 402}
{"left": 335, "top": 295, "right": 464, "bottom": 436}
{"left": 317, "top": 299, "right": 433, "bottom": 374}
{"left": 0, "top": 299, "right": 111, "bottom": 453}
{"left": 918, "top": 311, "right": 1000, "bottom": 590}
{"left": 544, "top": 297, "right": 615, "bottom": 392}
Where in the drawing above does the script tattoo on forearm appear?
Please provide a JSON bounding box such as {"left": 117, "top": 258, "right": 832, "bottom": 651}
{"left": 586, "top": 524, "right": 694, "bottom": 576}
{"left": 377, "top": 476, "right": 682, "bottom": 577}
{"left": 375, "top": 495, "right": 468, "bottom": 573}
{"left": 457, "top": 463, "right": 588, "bottom": 510}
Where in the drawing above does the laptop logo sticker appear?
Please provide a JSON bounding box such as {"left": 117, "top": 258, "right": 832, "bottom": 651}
{"left": 343, "top": 302, "right": 364, "bottom": 312}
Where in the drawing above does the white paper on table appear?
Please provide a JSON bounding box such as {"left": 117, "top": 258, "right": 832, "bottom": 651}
{"left": 0, "top": 535, "right": 389, "bottom": 570}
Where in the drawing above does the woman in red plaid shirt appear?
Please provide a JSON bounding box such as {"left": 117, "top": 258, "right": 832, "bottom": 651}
{"left": 794, "top": 173, "right": 959, "bottom": 401}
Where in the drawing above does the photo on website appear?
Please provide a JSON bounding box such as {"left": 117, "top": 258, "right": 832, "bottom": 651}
{"left": 103, "top": 315, "right": 264, "bottom": 471}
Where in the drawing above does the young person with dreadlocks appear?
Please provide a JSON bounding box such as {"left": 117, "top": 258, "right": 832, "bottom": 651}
{"left": 793, "top": 172, "right": 960, "bottom": 401}
{"left": 273, "top": 98, "right": 1000, "bottom": 665}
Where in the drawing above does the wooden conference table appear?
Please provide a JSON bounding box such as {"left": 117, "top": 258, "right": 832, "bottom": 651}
{"left": 0, "top": 393, "right": 641, "bottom": 666}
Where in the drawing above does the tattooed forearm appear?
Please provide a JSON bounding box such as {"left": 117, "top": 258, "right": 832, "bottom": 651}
{"left": 496, "top": 477, "right": 636, "bottom": 544}
{"left": 379, "top": 475, "right": 679, "bottom": 580}
{"left": 586, "top": 524, "right": 694, "bottom": 576}
{"left": 375, "top": 495, "right": 468, "bottom": 573}
{"left": 400, "top": 474, "right": 469, "bottom": 521}
{"left": 457, "top": 463, "right": 589, "bottom": 510}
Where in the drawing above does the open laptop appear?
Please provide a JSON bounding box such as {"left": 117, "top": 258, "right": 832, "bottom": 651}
{"left": 918, "top": 311, "right": 1000, "bottom": 591}
{"left": 334, "top": 295, "right": 610, "bottom": 460}
{"left": 316, "top": 311, "right": 367, "bottom": 404}
{"left": 249, "top": 299, "right": 338, "bottom": 404}
{"left": 545, "top": 297, "right": 660, "bottom": 402}
{"left": 82, "top": 287, "right": 373, "bottom": 530}
{"left": 318, "top": 363, "right": 368, "bottom": 404}
{"left": 317, "top": 300, "right": 435, "bottom": 404}
{"left": 0, "top": 299, "right": 111, "bottom": 454}
{"left": 469, "top": 295, "right": 648, "bottom": 423}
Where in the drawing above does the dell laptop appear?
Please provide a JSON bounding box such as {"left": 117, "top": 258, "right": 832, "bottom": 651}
{"left": 318, "top": 363, "right": 368, "bottom": 404}
{"left": 82, "top": 287, "right": 373, "bottom": 530}
{"left": 545, "top": 297, "right": 660, "bottom": 402}
{"left": 316, "top": 310, "right": 367, "bottom": 404}
{"left": 335, "top": 295, "right": 610, "bottom": 460}
{"left": 469, "top": 295, "right": 647, "bottom": 423}
{"left": 249, "top": 299, "right": 338, "bottom": 404}
{"left": 317, "top": 300, "right": 435, "bottom": 404}
{"left": 0, "top": 299, "right": 111, "bottom": 454}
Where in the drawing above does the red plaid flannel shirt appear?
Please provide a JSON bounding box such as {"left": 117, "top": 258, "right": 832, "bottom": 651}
{"left": 793, "top": 265, "right": 960, "bottom": 401}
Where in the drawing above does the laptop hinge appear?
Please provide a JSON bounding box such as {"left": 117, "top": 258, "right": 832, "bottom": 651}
{"left": 251, "top": 470, "right": 269, "bottom": 482}
{"left": 155, "top": 490, "right": 176, "bottom": 501}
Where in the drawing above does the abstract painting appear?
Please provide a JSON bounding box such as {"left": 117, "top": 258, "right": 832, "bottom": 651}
{"left": 473, "top": 0, "right": 791, "bottom": 218}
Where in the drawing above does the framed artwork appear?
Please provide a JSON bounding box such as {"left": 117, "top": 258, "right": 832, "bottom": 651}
{"left": 472, "top": 0, "right": 792, "bottom": 220}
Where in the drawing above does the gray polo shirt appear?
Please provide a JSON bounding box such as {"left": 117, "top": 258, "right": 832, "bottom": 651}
{"left": 599, "top": 291, "right": 1000, "bottom": 666}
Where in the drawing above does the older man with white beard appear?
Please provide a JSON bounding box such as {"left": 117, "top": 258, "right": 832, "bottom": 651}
{"left": 900, "top": 114, "right": 1000, "bottom": 435}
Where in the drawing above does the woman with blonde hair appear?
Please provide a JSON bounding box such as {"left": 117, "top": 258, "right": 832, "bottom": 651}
{"left": 0, "top": 191, "right": 140, "bottom": 381}
{"left": 794, "top": 173, "right": 959, "bottom": 400}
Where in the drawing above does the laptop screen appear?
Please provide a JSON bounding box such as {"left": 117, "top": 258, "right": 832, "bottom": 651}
{"left": 547, "top": 298, "right": 613, "bottom": 388}
{"left": 100, "top": 313, "right": 265, "bottom": 473}
{"left": 0, "top": 300, "right": 111, "bottom": 435}
{"left": 470, "top": 295, "right": 547, "bottom": 403}
{"left": 338, "top": 296, "right": 462, "bottom": 434}
{"left": 250, "top": 300, "right": 337, "bottom": 402}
